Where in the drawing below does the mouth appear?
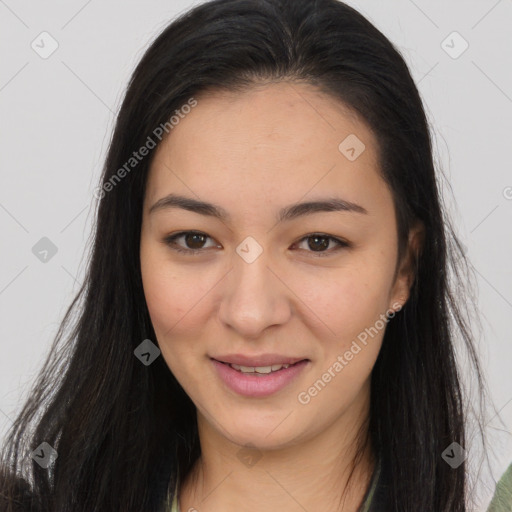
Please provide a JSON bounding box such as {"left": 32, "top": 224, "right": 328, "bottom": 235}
{"left": 210, "top": 357, "right": 310, "bottom": 397}
{"left": 211, "top": 358, "right": 309, "bottom": 375}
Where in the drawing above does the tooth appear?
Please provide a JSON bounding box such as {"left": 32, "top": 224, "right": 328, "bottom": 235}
{"left": 255, "top": 366, "right": 272, "bottom": 374}
{"left": 228, "top": 362, "right": 295, "bottom": 373}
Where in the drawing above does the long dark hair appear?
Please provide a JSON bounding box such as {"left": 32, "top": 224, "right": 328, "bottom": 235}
{"left": 0, "top": 0, "right": 499, "bottom": 510}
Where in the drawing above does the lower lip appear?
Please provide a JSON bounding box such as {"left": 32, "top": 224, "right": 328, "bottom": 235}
{"left": 211, "top": 358, "right": 309, "bottom": 398}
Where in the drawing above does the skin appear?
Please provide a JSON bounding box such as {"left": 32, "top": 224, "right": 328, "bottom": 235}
{"left": 140, "top": 81, "right": 423, "bottom": 511}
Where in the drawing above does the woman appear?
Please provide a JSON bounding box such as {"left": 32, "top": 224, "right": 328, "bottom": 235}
{"left": 1, "top": 0, "right": 510, "bottom": 510}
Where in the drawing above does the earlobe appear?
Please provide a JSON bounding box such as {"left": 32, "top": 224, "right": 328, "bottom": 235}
{"left": 389, "top": 298, "right": 405, "bottom": 314}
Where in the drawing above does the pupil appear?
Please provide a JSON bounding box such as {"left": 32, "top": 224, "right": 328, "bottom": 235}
{"left": 308, "top": 235, "right": 328, "bottom": 251}
{"left": 186, "top": 233, "right": 205, "bottom": 249}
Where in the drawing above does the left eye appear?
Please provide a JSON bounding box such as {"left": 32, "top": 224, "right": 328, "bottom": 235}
{"left": 163, "top": 231, "right": 349, "bottom": 257}
{"left": 293, "top": 233, "right": 349, "bottom": 256}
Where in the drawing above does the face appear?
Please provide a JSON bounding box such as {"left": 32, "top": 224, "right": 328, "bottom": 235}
{"left": 140, "top": 81, "right": 417, "bottom": 451}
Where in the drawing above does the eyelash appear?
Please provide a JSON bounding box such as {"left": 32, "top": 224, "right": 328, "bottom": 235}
{"left": 163, "top": 231, "right": 350, "bottom": 258}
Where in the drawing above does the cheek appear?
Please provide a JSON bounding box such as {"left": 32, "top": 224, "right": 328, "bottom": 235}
{"left": 293, "top": 270, "right": 391, "bottom": 414}
{"left": 140, "top": 264, "right": 199, "bottom": 384}
{"left": 141, "top": 241, "right": 198, "bottom": 329}
{"left": 140, "top": 243, "right": 183, "bottom": 346}
{"left": 141, "top": 261, "right": 179, "bottom": 336}
{"left": 291, "top": 261, "right": 395, "bottom": 346}
{"left": 140, "top": 246, "right": 218, "bottom": 371}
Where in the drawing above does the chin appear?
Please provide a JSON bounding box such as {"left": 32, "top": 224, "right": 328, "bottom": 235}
{"left": 221, "top": 416, "right": 303, "bottom": 449}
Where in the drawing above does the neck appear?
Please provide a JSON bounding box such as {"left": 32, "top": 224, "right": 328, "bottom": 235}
{"left": 179, "top": 392, "right": 375, "bottom": 511}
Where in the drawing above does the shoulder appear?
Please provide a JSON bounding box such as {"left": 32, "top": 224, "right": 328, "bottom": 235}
{"left": 487, "top": 462, "right": 512, "bottom": 511}
{"left": 0, "top": 468, "right": 39, "bottom": 512}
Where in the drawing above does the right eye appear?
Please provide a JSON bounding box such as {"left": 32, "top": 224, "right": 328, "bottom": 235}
{"left": 163, "top": 231, "right": 219, "bottom": 255}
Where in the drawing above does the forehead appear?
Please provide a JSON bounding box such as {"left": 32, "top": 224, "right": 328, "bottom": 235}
{"left": 144, "top": 81, "right": 389, "bottom": 217}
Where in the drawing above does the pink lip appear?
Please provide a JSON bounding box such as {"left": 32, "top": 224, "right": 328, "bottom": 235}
{"left": 211, "top": 358, "right": 309, "bottom": 397}
{"left": 211, "top": 353, "right": 307, "bottom": 367}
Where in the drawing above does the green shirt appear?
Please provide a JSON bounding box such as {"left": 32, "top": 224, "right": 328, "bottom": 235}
{"left": 487, "top": 462, "right": 512, "bottom": 511}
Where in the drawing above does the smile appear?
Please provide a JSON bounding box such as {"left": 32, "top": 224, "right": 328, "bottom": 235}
{"left": 211, "top": 358, "right": 309, "bottom": 397}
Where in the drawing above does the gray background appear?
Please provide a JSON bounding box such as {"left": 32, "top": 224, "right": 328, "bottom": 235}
{"left": 1, "top": 1, "right": 511, "bottom": 509}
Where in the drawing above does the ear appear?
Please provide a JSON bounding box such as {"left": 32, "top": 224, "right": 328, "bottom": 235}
{"left": 389, "top": 219, "right": 425, "bottom": 311}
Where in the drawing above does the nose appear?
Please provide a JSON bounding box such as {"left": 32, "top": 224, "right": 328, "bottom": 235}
{"left": 218, "top": 247, "right": 291, "bottom": 339}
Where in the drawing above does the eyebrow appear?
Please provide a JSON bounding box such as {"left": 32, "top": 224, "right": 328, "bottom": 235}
{"left": 148, "top": 193, "right": 367, "bottom": 222}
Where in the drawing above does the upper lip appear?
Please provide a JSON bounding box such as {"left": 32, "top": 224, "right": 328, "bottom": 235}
{"left": 211, "top": 354, "right": 308, "bottom": 367}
